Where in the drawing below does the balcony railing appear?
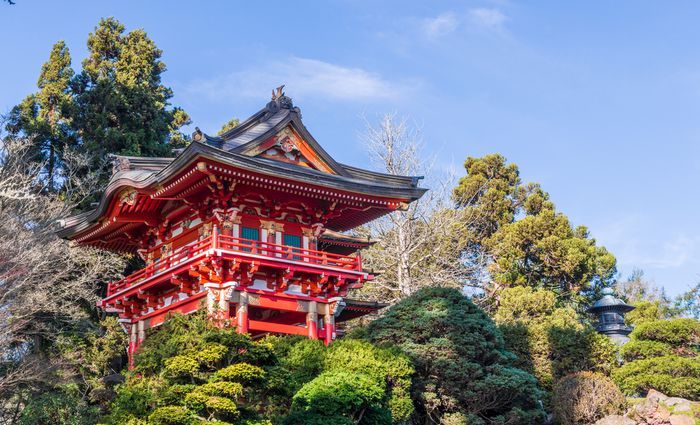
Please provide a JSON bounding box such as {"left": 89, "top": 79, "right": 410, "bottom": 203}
{"left": 106, "top": 232, "right": 362, "bottom": 296}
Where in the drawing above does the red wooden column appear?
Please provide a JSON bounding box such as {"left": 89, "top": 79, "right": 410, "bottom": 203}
{"left": 236, "top": 291, "right": 249, "bottom": 334}
{"left": 324, "top": 311, "right": 335, "bottom": 346}
{"left": 127, "top": 322, "right": 138, "bottom": 369}
{"left": 307, "top": 300, "right": 319, "bottom": 340}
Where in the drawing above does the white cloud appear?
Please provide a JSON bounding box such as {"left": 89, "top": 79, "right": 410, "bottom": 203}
{"left": 468, "top": 8, "right": 508, "bottom": 31}
{"left": 421, "top": 12, "right": 459, "bottom": 40}
{"left": 184, "top": 57, "right": 412, "bottom": 103}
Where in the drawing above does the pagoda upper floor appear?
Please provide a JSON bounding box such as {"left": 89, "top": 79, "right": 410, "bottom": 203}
{"left": 57, "top": 89, "right": 426, "bottom": 254}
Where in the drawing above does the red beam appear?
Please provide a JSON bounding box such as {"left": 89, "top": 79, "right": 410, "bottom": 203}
{"left": 248, "top": 320, "right": 308, "bottom": 336}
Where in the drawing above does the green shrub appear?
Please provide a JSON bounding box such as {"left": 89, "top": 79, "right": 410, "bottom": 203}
{"left": 323, "top": 339, "right": 414, "bottom": 422}
{"left": 552, "top": 372, "right": 626, "bottom": 425}
{"left": 148, "top": 406, "right": 195, "bottom": 425}
{"left": 289, "top": 370, "right": 387, "bottom": 424}
{"left": 631, "top": 318, "right": 700, "bottom": 347}
{"left": 495, "top": 287, "right": 617, "bottom": 390}
{"left": 163, "top": 355, "right": 200, "bottom": 379}
{"left": 19, "top": 385, "right": 100, "bottom": 425}
{"left": 362, "top": 287, "right": 546, "bottom": 424}
{"left": 613, "top": 355, "right": 700, "bottom": 399}
{"left": 214, "top": 362, "right": 266, "bottom": 384}
{"left": 620, "top": 340, "right": 674, "bottom": 361}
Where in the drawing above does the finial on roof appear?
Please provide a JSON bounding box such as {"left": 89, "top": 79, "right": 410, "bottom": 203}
{"left": 262, "top": 85, "right": 298, "bottom": 121}
{"left": 272, "top": 85, "right": 285, "bottom": 101}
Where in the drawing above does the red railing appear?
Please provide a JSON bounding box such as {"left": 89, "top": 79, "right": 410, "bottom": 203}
{"left": 106, "top": 233, "right": 362, "bottom": 296}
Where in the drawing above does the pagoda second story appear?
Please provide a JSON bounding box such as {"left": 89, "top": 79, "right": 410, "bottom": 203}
{"left": 57, "top": 88, "right": 426, "bottom": 363}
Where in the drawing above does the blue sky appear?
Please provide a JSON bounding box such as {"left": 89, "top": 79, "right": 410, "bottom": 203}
{"left": 2, "top": 1, "right": 699, "bottom": 296}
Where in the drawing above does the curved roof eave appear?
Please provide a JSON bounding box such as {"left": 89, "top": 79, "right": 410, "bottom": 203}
{"left": 57, "top": 141, "right": 427, "bottom": 239}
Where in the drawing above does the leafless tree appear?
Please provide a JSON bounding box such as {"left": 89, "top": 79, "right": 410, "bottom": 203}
{"left": 355, "top": 114, "right": 488, "bottom": 303}
{"left": 0, "top": 136, "right": 126, "bottom": 421}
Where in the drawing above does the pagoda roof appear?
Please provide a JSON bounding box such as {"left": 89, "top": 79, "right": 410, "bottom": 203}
{"left": 57, "top": 91, "right": 427, "bottom": 241}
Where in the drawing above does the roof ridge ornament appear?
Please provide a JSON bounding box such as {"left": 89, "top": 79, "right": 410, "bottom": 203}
{"left": 262, "top": 85, "right": 300, "bottom": 121}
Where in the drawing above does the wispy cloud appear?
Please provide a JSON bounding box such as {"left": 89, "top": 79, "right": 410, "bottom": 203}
{"left": 418, "top": 8, "right": 509, "bottom": 41}
{"left": 184, "top": 57, "right": 415, "bottom": 103}
{"left": 468, "top": 8, "right": 508, "bottom": 32}
{"left": 421, "top": 12, "right": 459, "bottom": 40}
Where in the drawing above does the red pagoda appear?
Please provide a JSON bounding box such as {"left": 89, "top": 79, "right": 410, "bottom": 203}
{"left": 57, "top": 87, "right": 426, "bottom": 364}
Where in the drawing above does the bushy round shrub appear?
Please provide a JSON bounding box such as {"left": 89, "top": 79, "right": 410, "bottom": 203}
{"left": 613, "top": 355, "right": 700, "bottom": 399}
{"left": 552, "top": 372, "right": 626, "bottom": 425}
{"left": 362, "top": 287, "right": 546, "bottom": 424}
{"left": 631, "top": 318, "right": 700, "bottom": 346}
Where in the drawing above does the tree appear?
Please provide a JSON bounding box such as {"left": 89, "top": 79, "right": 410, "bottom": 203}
{"left": 6, "top": 41, "right": 75, "bottom": 189}
{"left": 453, "top": 154, "right": 617, "bottom": 304}
{"left": 218, "top": 117, "right": 240, "bottom": 136}
{"left": 0, "top": 136, "right": 126, "bottom": 422}
{"left": 493, "top": 286, "right": 617, "bottom": 390}
{"left": 358, "top": 115, "right": 484, "bottom": 302}
{"left": 615, "top": 318, "right": 700, "bottom": 399}
{"left": 359, "top": 287, "right": 546, "bottom": 424}
{"left": 72, "top": 17, "right": 189, "bottom": 161}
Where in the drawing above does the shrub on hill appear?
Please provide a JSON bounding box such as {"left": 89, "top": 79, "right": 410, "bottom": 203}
{"left": 614, "top": 318, "right": 700, "bottom": 399}
{"left": 106, "top": 312, "right": 412, "bottom": 424}
{"left": 493, "top": 286, "right": 618, "bottom": 390}
{"left": 358, "top": 286, "right": 546, "bottom": 425}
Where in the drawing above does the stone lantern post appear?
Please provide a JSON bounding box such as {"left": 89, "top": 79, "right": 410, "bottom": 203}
{"left": 588, "top": 287, "right": 636, "bottom": 345}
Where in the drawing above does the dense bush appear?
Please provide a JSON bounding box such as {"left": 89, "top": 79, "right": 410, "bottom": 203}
{"left": 107, "top": 312, "right": 413, "bottom": 424}
{"left": 614, "top": 355, "right": 700, "bottom": 399}
{"left": 552, "top": 372, "right": 626, "bottom": 425}
{"left": 494, "top": 287, "right": 618, "bottom": 390}
{"left": 614, "top": 318, "right": 700, "bottom": 399}
{"left": 360, "top": 287, "right": 546, "bottom": 424}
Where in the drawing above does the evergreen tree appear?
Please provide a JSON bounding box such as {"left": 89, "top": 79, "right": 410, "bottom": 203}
{"left": 453, "top": 154, "right": 617, "bottom": 302}
{"left": 360, "top": 287, "right": 546, "bottom": 424}
{"left": 218, "top": 117, "right": 240, "bottom": 136}
{"left": 6, "top": 41, "right": 75, "bottom": 189}
{"left": 72, "top": 17, "right": 189, "bottom": 160}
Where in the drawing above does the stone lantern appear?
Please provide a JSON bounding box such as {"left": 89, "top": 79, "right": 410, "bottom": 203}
{"left": 588, "top": 287, "right": 635, "bottom": 345}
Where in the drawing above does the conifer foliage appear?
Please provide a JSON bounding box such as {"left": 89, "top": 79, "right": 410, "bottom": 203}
{"left": 6, "top": 17, "right": 190, "bottom": 191}
{"left": 360, "top": 287, "right": 546, "bottom": 425}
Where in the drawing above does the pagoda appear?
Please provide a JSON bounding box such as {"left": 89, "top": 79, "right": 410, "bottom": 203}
{"left": 57, "top": 87, "right": 426, "bottom": 365}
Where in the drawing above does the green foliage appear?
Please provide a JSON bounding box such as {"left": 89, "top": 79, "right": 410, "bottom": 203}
{"left": 6, "top": 17, "right": 190, "bottom": 194}
{"left": 626, "top": 300, "right": 670, "bottom": 326}
{"left": 6, "top": 40, "right": 75, "bottom": 188}
{"left": 73, "top": 17, "right": 188, "bottom": 161}
{"left": 218, "top": 117, "right": 240, "bottom": 135}
{"left": 289, "top": 371, "right": 387, "bottom": 424}
{"left": 163, "top": 355, "right": 200, "bottom": 379}
{"left": 19, "top": 384, "right": 100, "bottom": 425}
{"left": 620, "top": 340, "right": 674, "bottom": 361}
{"left": 109, "top": 312, "right": 414, "bottom": 424}
{"left": 453, "top": 154, "right": 616, "bottom": 300}
{"left": 214, "top": 363, "right": 266, "bottom": 384}
{"left": 148, "top": 406, "right": 196, "bottom": 425}
{"left": 361, "top": 287, "right": 546, "bottom": 424}
{"left": 494, "top": 286, "right": 618, "bottom": 390}
{"left": 613, "top": 355, "right": 700, "bottom": 399}
{"left": 614, "top": 317, "right": 700, "bottom": 399}
{"left": 551, "top": 372, "right": 626, "bottom": 425}
{"left": 322, "top": 339, "right": 414, "bottom": 422}
{"left": 632, "top": 318, "right": 700, "bottom": 346}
